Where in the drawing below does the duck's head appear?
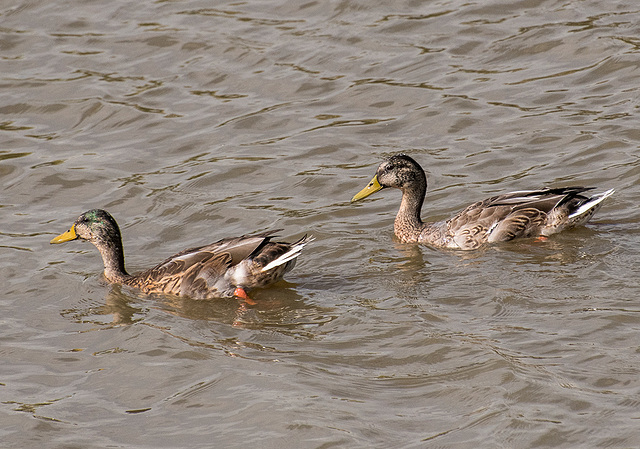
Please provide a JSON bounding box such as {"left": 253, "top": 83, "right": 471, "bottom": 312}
{"left": 351, "top": 154, "right": 426, "bottom": 202}
{"left": 50, "top": 209, "right": 122, "bottom": 246}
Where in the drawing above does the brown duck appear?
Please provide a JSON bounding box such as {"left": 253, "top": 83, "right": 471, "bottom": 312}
{"left": 351, "top": 154, "right": 614, "bottom": 250}
{"left": 50, "top": 209, "right": 313, "bottom": 300}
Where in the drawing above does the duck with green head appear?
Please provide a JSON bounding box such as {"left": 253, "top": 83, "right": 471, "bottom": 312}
{"left": 51, "top": 209, "right": 313, "bottom": 300}
{"left": 351, "top": 154, "right": 614, "bottom": 250}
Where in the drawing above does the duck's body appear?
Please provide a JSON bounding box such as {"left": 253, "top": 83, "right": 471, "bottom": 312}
{"left": 352, "top": 154, "right": 614, "bottom": 250}
{"left": 51, "top": 209, "right": 312, "bottom": 299}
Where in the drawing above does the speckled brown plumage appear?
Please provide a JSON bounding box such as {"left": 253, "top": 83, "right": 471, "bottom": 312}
{"left": 50, "top": 209, "right": 312, "bottom": 298}
{"left": 352, "top": 154, "right": 614, "bottom": 250}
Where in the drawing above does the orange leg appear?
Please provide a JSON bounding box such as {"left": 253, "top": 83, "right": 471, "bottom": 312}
{"left": 234, "top": 287, "right": 256, "bottom": 305}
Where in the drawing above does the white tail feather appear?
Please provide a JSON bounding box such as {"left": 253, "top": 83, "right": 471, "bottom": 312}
{"left": 568, "top": 188, "right": 615, "bottom": 219}
{"left": 261, "top": 237, "right": 314, "bottom": 272}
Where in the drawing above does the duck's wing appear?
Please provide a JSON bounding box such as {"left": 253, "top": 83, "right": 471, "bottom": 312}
{"left": 448, "top": 188, "right": 597, "bottom": 249}
{"left": 128, "top": 232, "right": 279, "bottom": 297}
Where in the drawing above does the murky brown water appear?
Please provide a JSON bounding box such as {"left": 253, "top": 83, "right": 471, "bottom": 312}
{"left": 2, "top": 0, "right": 639, "bottom": 447}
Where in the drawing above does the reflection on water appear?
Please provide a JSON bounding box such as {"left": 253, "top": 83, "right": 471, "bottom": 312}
{"left": 60, "top": 286, "right": 145, "bottom": 328}
{"left": 61, "top": 283, "right": 338, "bottom": 341}
{"left": 2, "top": 0, "right": 640, "bottom": 447}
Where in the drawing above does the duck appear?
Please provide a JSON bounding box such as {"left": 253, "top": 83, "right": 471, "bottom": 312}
{"left": 351, "top": 154, "right": 614, "bottom": 250}
{"left": 50, "top": 209, "right": 313, "bottom": 300}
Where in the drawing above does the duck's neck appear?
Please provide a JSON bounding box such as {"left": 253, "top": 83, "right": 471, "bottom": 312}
{"left": 94, "top": 238, "right": 132, "bottom": 283}
{"left": 394, "top": 181, "right": 427, "bottom": 242}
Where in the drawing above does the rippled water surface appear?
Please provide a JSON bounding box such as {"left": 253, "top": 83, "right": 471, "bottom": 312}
{"left": 2, "top": 0, "right": 640, "bottom": 447}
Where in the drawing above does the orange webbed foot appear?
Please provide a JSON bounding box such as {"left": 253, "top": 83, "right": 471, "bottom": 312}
{"left": 234, "top": 287, "right": 256, "bottom": 305}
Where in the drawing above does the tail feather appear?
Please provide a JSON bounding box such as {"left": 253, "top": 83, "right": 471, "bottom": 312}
{"left": 261, "top": 235, "right": 314, "bottom": 272}
{"left": 568, "top": 188, "right": 615, "bottom": 219}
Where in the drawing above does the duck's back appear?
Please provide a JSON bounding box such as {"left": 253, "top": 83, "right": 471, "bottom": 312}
{"left": 420, "top": 187, "right": 609, "bottom": 250}
{"left": 126, "top": 233, "right": 278, "bottom": 298}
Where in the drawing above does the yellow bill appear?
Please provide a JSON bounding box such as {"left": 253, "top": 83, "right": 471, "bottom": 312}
{"left": 351, "top": 175, "right": 383, "bottom": 202}
{"left": 50, "top": 224, "right": 78, "bottom": 244}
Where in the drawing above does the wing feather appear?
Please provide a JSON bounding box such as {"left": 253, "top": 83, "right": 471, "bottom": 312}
{"left": 127, "top": 232, "right": 279, "bottom": 297}
{"left": 446, "top": 187, "right": 599, "bottom": 248}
